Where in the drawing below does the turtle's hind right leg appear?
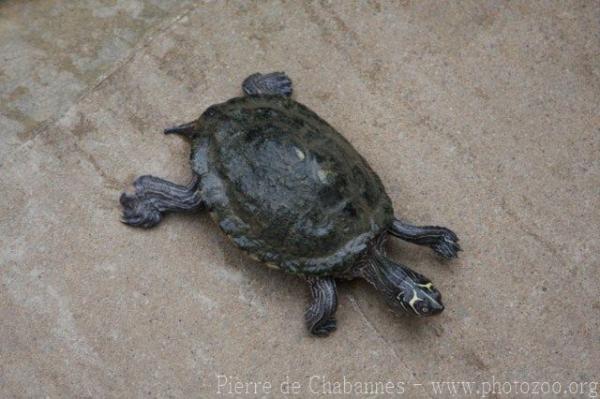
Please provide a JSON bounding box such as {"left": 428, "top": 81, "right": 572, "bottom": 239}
{"left": 120, "top": 175, "right": 203, "bottom": 228}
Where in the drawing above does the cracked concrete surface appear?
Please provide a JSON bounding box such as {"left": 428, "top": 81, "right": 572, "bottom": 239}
{"left": 1, "top": 1, "right": 598, "bottom": 398}
{"left": 0, "top": 0, "right": 194, "bottom": 161}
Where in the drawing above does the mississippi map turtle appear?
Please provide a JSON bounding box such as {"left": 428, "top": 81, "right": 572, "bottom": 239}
{"left": 120, "top": 72, "right": 461, "bottom": 336}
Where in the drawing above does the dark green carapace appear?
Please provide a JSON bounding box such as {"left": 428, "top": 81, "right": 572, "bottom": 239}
{"left": 121, "top": 72, "right": 460, "bottom": 337}
{"left": 197, "top": 95, "right": 393, "bottom": 275}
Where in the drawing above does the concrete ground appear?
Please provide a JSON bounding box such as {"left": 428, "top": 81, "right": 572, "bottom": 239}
{"left": 1, "top": 1, "right": 598, "bottom": 398}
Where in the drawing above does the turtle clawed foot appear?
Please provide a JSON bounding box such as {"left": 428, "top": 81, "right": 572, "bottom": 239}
{"left": 119, "top": 192, "right": 162, "bottom": 228}
{"left": 242, "top": 72, "right": 293, "bottom": 97}
{"left": 266, "top": 72, "right": 293, "bottom": 96}
{"left": 389, "top": 220, "right": 462, "bottom": 260}
{"left": 305, "top": 276, "right": 337, "bottom": 337}
{"left": 309, "top": 318, "right": 337, "bottom": 337}
{"left": 120, "top": 174, "right": 203, "bottom": 228}
{"left": 431, "top": 228, "right": 461, "bottom": 259}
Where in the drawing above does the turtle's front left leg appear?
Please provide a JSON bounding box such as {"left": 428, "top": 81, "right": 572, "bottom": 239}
{"left": 305, "top": 276, "right": 338, "bottom": 337}
{"left": 389, "top": 218, "right": 461, "bottom": 259}
{"left": 120, "top": 175, "right": 203, "bottom": 228}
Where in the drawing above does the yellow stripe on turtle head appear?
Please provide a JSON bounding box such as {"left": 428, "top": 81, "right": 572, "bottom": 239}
{"left": 416, "top": 282, "right": 434, "bottom": 292}
{"left": 408, "top": 289, "right": 422, "bottom": 314}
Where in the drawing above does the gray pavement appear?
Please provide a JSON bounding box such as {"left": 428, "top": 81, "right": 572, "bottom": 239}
{"left": 1, "top": 1, "right": 598, "bottom": 398}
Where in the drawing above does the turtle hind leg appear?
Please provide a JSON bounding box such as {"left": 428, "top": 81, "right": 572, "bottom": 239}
{"left": 242, "top": 72, "right": 293, "bottom": 97}
{"left": 305, "top": 276, "right": 337, "bottom": 337}
{"left": 389, "top": 218, "right": 461, "bottom": 259}
{"left": 120, "top": 175, "right": 203, "bottom": 228}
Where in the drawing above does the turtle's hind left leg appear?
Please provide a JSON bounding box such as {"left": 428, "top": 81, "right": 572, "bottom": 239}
{"left": 120, "top": 175, "right": 203, "bottom": 228}
{"left": 389, "top": 218, "right": 461, "bottom": 259}
{"left": 242, "top": 72, "right": 293, "bottom": 97}
{"left": 305, "top": 276, "right": 338, "bottom": 337}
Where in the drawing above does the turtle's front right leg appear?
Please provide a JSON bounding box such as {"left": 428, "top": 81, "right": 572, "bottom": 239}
{"left": 120, "top": 175, "right": 203, "bottom": 228}
{"left": 305, "top": 276, "right": 338, "bottom": 337}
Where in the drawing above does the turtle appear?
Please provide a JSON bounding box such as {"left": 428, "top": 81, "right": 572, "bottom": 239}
{"left": 120, "top": 72, "right": 461, "bottom": 337}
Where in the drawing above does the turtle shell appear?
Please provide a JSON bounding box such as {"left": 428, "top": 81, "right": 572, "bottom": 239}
{"left": 192, "top": 95, "right": 394, "bottom": 275}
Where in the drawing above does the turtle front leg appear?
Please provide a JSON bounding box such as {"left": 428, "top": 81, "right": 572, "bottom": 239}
{"left": 389, "top": 218, "right": 461, "bottom": 259}
{"left": 120, "top": 175, "right": 203, "bottom": 228}
{"left": 305, "top": 276, "right": 338, "bottom": 337}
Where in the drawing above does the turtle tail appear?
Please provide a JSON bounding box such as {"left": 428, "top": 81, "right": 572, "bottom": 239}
{"left": 164, "top": 120, "right": 197, "bottom": 138}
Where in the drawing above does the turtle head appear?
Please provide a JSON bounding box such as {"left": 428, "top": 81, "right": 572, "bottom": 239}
{"left": 394, "top": 273, "right": 444, "bottom": 316}
{"left": 359, "top": 250, "right": 444, "bottom": 317}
